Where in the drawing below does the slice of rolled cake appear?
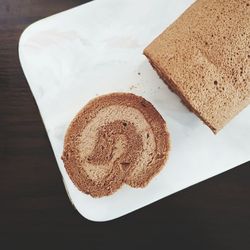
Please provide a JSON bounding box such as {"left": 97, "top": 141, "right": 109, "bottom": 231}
{"left": 62, "top": 93, "right": 170, "bottom": 197}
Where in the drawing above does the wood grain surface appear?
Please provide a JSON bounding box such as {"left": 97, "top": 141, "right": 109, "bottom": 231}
{"left": 0, "top": 0, "right": 250, "bottom": 249}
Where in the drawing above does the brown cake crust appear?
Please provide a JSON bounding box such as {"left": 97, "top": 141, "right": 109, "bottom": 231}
{"left": 62, "top": 93, "right": 170, "bottom": 197}
{"left": 144, "top": 0, "right": 250, "bottom": 133}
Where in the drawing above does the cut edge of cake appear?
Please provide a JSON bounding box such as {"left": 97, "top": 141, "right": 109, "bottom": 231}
{"left": 143, "top": 50, "right": 219, "bottom": 133}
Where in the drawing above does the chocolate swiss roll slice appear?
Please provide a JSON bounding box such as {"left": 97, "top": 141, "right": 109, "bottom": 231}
{"left": 62, "top": 93, "right": 170, "bottom": 197}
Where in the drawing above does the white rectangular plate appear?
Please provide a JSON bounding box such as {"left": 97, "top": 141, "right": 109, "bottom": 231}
{"left": 19, "top": 0, "right": 250, "bottom": 221}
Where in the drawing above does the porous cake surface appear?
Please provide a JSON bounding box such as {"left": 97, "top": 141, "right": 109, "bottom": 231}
{"left": 62, "top": 93, "right": 170, "bottom": 197}
{"left": 144, "top": 0, "right": 250, "bottom": 133}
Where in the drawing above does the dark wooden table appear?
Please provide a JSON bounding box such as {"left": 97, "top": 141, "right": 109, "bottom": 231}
{"left": 1, "top": 0, "right": 250, "bottom": 248}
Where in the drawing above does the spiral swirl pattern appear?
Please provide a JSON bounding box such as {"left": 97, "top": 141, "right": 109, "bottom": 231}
{"left": 62, "top": 93, "right": 170, "bottom": 197}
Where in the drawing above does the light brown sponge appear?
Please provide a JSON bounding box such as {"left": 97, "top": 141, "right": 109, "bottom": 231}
{"left": 144, "top": 0, "right": 250, "bottom": 133}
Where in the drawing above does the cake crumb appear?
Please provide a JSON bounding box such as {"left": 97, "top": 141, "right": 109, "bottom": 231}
{"left": 129, "top": 85, "right": 137, "bottom": 90}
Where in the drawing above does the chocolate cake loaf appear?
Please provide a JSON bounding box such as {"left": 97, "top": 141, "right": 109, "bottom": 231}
{"left": 144, "top": 0, "right": 250, "bottom": 133}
